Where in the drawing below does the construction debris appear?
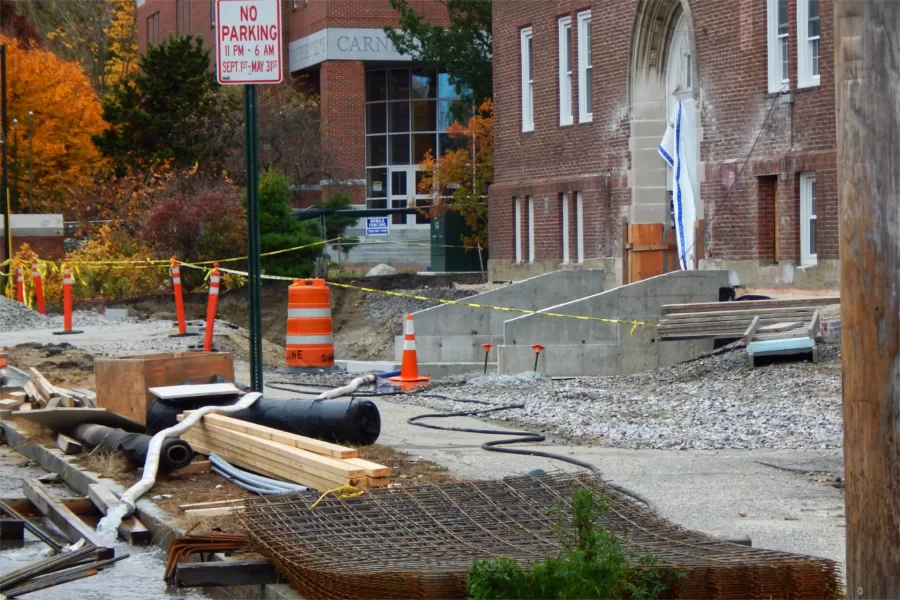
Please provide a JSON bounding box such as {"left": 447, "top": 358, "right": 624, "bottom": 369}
{"left": 178, "top": 413, "right": 390, "bottom": 491}
{"left": 237, "top": 472, "right": 841, "bottom": 600}
{"left": 164, "top": 533, "right": 249, "bottom": 585}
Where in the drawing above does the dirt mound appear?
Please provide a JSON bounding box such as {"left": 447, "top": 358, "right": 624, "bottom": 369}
{"left": 8, "top": 342, "right": 96, "bottom": 389}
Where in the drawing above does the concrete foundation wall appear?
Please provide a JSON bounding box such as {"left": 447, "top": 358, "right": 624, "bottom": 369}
{"left": 499, "top": 270, "right": 730, "bottom": 376}
{"left": 395, "top": 269, "right": 605, "bottom": 363}
{"left": 700, "top": 259, "right": 840, "bottom": 291}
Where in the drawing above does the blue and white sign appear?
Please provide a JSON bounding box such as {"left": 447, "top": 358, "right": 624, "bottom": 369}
{"left": 365, "top": 217, "right": 390, "bottom": 236}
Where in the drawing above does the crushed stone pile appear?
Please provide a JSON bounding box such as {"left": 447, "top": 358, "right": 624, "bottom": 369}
{"left": 0, "top": 295, "right": 53, "bottom": 332}
{"left": 399, "top": 345, "right": 842, "bottom": 452}
{"left": 364, "top": 286, "right": 476, "bottom": 332}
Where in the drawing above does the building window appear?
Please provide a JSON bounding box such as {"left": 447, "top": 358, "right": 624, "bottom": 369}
{"left": 577, "top": 11, "right": 592, "bottom": 122}
{"left": 798, "top": 0, "right": 820, "bottom": 87}
{"left": 767, "top": 0, "right": 789, "bottom": 93}
{"left": 514, "top": 198, "right": 523, "bottom": 263}
{"left": 558, "top": 17, "right": 573, "bottom": 126}
{"left": 364, "top": 69, "right": 462, "bottom": 225}
{"left": 575, "top": 191, "right": 584, "bottom": 263}
{"left": 800, "top": 173, "right": 817, "bottom": 266}
{"left": 561, "top": 193, "right": 570, "bottom": 264}
{"left": 527, "top": 196, "right": 535, "bottom": 263}
{"left": 176, "top": 0, "right": 191, "bottom": 35}
{"left": 521, "top": 27, "right": 534, "bottom": 132}
{"left": 147, "top": 12, "right": 160, "bottom": 46}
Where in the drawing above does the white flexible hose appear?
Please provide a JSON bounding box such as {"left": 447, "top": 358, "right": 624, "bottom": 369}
{"left": 314, "top": 373, "right": 376, "bottom": 400}
{"left": 111, "top": 391, "right": 263, "bottom": 517}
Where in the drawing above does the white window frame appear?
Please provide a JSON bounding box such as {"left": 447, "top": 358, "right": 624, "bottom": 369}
{"left": 561, "top": 193, "right": 570, "bottom": 264}
{"left": 577, "top": 11, "right": 592, "bottom": 122}
{"left": 514, "top": 198, "right": 523, "bottom": 263}
{"left": 520, "top": 27, "right": 534, "bottom": 132}
{"left": 527, "top": 196, "right": 535, "bottom": 263}
{"left": 797, "top": 0, "right": 821, "bottom": 88}
{"left": 767, "top": 0, "right": 789, "bottom": 93}
{"left": 800, "top": 173, "right": 817, "bottom": 266}
{"left": 575, "top": 191, "right": 585, "bottom": 263}
{"left": 558, "top": 17, "right": 573, "bottom": 126}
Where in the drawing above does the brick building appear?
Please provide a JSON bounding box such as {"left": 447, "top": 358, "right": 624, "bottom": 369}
{"left": 136, "top": 0, "right": 454, "bottom": 265}
{"left": 490, "top": 0, "right": 837, "bottom": 290}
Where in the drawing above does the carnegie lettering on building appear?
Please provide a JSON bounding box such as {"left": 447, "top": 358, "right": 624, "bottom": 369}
{"left": 289, "top": 28, "right": 412, "bottom": 71}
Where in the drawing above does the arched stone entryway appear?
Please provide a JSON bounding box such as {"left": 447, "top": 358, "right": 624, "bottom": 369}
{"left": 628, "top": 0, "right": 700, "bottom": 235}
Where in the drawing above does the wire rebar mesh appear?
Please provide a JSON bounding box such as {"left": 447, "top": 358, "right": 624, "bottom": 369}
{"left": 237, "top": 472, "right": 841, "bottom": 599}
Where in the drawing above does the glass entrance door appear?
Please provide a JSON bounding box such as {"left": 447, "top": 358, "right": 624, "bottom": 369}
{"left": 388, "top": 167, "right": 431, "bottom": 226}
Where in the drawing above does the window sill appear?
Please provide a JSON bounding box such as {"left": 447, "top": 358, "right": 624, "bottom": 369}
{"left": 799, "top": 259, "right": 818, "bottom": 269}
{"left": 578, "top": 115, "right": 593, "bottom": 124}
{"left": 797, "top": 78, "right": 821, "bottom": 90}
{"left": 559, "top": 121, "right": 574, "bottom": 128}
{"left": 521, "top": 127, "right": 534, "bottom": 134}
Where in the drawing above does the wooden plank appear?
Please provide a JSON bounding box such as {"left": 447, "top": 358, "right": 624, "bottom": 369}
{"left": 181, "top": 412, "right": 357, "bottom": 459}
{"left": 185, "top": 437, "right": 363, "bottom": 491}
{"left": 179, "top": 499, "right": 246, "bottom": 511}
{"left": 344, "top": 458, "right": 391, "bottom": 478}
{"left": 22, "top": 479, "right": 113, "bottom": 558}
{"left": 87, "top": 484, "right": 151, "bottom": 546}
{"left": 149, "top": 383, "right": 241, "bottom": 400}
{"left": 23, "top": 381, "right": 41, "bottom": 404}
{"left": 807, "top": 310, "right": 821, "bottom": 339}
{"left": 173, "top": 461, "right": 211, "bottom": 475}
{"left": 44, "top": 396, "right": 62, "bottom": 409}
{"left": 181, "top": 425, "right": 364, "bottom": 481}
{"left": 55, "top": 433, "right": 83, "bottom": 455}
{"left": 743, "top": 316, "right": 760, "bottom": 343}
{"left": 183, "top": 506, "right": 243, "bottom": 517}
{"left": 661, "top": 297, "right": 840, "bottom": 314}
{"left": 174, "top": 560, "right": 278, "bottom": 588}
{"left": 27, "top": 368, "right": 57, "bottom": 404}
{"left": 660, "top": 308, "right": 819, "bottom": 321}
{"left": 365, "top": 476, "right": 391, "bottom": 488}
{"left": 0, "top": 398, "right": 24, "bottom": 411}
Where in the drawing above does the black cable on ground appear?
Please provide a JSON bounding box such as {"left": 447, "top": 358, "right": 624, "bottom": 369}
{"left": 268, "top": 380, "right": 655, "bottom": 510}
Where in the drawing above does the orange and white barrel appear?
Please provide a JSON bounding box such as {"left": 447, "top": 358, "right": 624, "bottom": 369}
{"left": 284, "top": 279, "right": 335, "bottom": 369}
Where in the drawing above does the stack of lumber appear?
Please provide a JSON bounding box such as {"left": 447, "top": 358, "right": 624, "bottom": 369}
{"left": 657, "top": 297, "right": 839, "bottom": 342}
{"left": 178, "top": 413, "right": 391, "bottom": 492}
{"left": 0, "top": 367, "right": 96, "bottom": 412}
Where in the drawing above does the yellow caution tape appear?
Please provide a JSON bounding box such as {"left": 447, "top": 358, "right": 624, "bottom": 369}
{"left": 177, "top": 261, "right": 651, "bottom": 329}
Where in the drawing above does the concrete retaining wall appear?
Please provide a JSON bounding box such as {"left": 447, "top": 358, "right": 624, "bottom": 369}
{"left": 498, "top": 270, "right": 730, "bottom": 376}
{"left": 394, "top": 270, "right": 605, "bottom": 363}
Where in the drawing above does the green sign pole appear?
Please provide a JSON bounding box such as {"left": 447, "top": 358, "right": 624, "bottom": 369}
{"left": 244, "top": 83, "right": 263, "bottom": 392}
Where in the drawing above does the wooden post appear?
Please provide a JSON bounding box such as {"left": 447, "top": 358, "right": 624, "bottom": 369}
{"left": 835, "top": 2, "right": 900, "bottom": 598}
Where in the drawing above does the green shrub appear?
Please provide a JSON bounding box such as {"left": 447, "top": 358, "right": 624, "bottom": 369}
{"left": 466, "top": 488, "right": 678, "bottom": 600}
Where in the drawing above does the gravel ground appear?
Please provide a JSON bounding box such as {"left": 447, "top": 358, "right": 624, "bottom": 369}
{"left": 390, "top": 344, "right": 842, "bottom": 451}
{"left": 364, "top": 286, "right": 477, "bottom": 333}
{"left": 0, "top": 295, "right": 144, "bottom": 332}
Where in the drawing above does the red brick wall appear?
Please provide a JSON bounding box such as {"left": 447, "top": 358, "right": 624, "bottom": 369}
{"left": 0, "top": 237, "right": 64, "bottom": 263}
{"left": 491, "top": 0, "right": 837, "bottom": 265}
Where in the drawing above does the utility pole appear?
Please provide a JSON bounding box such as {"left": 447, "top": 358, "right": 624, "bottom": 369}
{"left": 244, "top": 84, "right": 263, "bottom": 392}
{"left": 27, "top": 111, "right": 32, "bottom": 207}
{"left": 0, "top": 45, "right": 9, "bottom": 292}
{"left": 835, "top": 2, "right": 900, "bottom": 598}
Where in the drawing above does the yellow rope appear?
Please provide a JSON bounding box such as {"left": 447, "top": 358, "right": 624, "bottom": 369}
{"left": 309, "top": 485, "right": 365, "bottom": 510}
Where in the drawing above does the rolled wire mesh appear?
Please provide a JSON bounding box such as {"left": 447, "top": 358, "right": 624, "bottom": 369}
{"left": 237, "top": 472, "right": 841, "bottom": 599}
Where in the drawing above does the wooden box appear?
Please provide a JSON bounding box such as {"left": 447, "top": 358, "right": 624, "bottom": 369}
{"left": 94, "top": 352, "right": 235, "bottom": 425}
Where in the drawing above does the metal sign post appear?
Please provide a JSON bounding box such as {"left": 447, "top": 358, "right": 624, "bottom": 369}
{"left": 216, "top": 0, "right": 283, "bottom": 392}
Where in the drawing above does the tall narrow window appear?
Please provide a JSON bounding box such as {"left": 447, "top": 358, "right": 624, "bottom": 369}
{"left": 767, "top": 0, "right": 789, "bottom": 92}
{"left": 176, "top": 0, "right": 191, "bottom": 34}
{"left": 527, "top": 197, "right": 535, "bottom": 263}
{"left": 577, "top": 11, "right": 592, "bottom": 122}
{"left": 800, "top": 173, "right": 817, "bottom": 266}
{"left": 575, "top": 191, "right": 585, "bottom": 263}
{"left": 521, "top": 27, "right": 534, "bottom": 132}
{"left": 558, "top": 17, "right": 573, "bottom": 126}
{"left": 147, "top": 12, "right": 160, "bottom": 46}
{"left": 514, "top": 198, "right": 523, "bottom": 263}
{"left": 561, "top": 193, "right": 570, "bottom": 264}
{"left": 798, "top": 0, "right": 821, "bottom": 87}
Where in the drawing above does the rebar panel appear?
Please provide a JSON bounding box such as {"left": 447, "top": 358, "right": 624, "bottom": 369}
{"left": 237, "top": 472, "right": 841, "bottom": 599}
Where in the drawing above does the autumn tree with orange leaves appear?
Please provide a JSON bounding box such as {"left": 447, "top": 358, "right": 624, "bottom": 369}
{"left": 1, "top": 35, "right": 107, "bottom": 215}
{"left": 417, "top": 100, "right": 492, "bottom": 250}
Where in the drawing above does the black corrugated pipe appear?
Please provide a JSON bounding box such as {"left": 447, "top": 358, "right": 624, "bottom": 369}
{"left": 146, "top": 395, "right": 381, "bottom": 446}
{"left": 72, "top": 424, "right": 194, "bottom": 470}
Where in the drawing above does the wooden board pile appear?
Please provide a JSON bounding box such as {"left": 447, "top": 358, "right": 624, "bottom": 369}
{"left": 0, "top": 367, "right": 96, "bottom": 412}
{"left": 178, "top": 413, "right": 391, "bottom": 492}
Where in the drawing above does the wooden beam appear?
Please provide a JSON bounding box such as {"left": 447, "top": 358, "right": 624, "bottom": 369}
{"left": 742, "top": 316, "right": 760, "bottom": 344}
{"left": 661, "top": 297, "right": 840, "bottom": 314}
{"left": 174, "top": 560, "right": 278, "bottom": 588}
{"left": 344, "top": 458, "right": 391, "bottom": 478}
{"left": 87, "top": 484, "right": 151, "bottom": 546}
{"left": 835, "top": 2, "right": 900, "bottom": 596}
{"left": 807, "top": 310, "right": 821, "bottom": 339}
{"left": 183, "top": 506, "right": 243, "bottom": 517}
{"left": 22, "top": 479, "right": 113, "bottom": 558}
{"left": 179, "top": 499, "right": 246, "bottom": 511}
{"left": 27, "top": 368, "right": 56, "bottom": 405}
{"left": 55, "top": 433, "right": 83, "bottom": 455}
{"left": 180, "top": 412, "right": 357, "bottom": 459}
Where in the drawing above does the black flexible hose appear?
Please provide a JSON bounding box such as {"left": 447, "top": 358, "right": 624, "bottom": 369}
{"left": 268, "top": 381, "right": 656, "bottom": 510}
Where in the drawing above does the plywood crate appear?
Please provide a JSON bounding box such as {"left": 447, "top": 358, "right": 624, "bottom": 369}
{"left": 94, "top": 352, "right": 234, "bottom": 424}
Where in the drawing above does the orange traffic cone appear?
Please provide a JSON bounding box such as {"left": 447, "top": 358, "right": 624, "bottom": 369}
{"left": 389, "top": 314, "right": 430, "bottom": 383}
